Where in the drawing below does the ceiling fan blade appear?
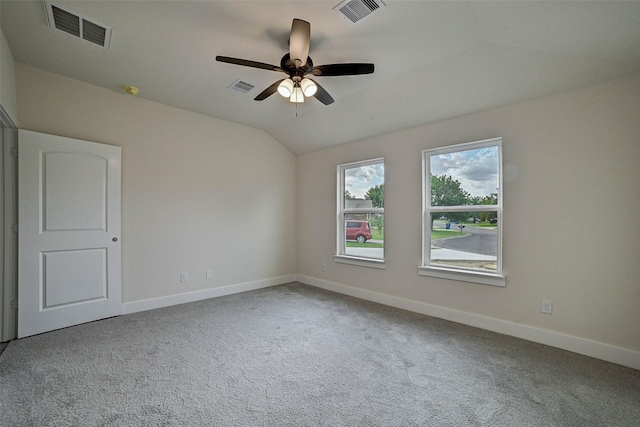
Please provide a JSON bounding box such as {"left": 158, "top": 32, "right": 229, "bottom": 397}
{"left": 311, "top": 63, "right": 375, "bottom": 76}
{"left": 216, "top": 56, "right": 283, "bottom": 73}
{"left": 254, "top": 79, "right": 285, "bottom": 101}
{"left": 310, "top": 80, "right": 334, "bottom": 105}
{"left": 289, "top": 19, "right": 310, "bottom": 68}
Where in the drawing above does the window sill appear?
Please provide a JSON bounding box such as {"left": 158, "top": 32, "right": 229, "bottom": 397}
{"left": 418, "top": 265, "right": 505, "bottom": 287}
{"left": 334, "top": 255, "right": 386, "bottom": 270}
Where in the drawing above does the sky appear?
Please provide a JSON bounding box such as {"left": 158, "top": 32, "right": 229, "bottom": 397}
{"left": 345, "top": 162, "right": 384, "bottom": 199}
{"left": 430, "top": 146, "right": 499, "bottom": 197}
{"left": 344, "top": 146, "right": 497, "bottom": 200}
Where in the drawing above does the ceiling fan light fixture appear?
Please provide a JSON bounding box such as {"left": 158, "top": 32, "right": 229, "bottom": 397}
{"left": 278, "top": 78, "right": 294, "bottom": 97}
{"left": 290, "top": 86, "right": 305, "bottom": 103}
{"left": 300, "top": 78, "right": 317, "bottom": 97}
{"left": 216, "top": 18, "right": 373, "bottom": 106}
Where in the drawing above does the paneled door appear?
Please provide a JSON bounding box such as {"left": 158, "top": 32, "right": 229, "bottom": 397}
{"left": 18, "top": 130, "right": 121, "bottom": 338}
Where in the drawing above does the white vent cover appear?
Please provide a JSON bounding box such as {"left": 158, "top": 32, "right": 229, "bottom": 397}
{"left": 334, "top": 0, "right": 386, "bottom": 24}
{"left": 228, "top": 79, "right": 255, "bottom": 94}
{"left": 44, "top": 1, "right": 112, "bottom": 49}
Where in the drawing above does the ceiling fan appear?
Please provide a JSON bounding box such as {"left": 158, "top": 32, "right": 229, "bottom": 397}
{"left": 216, "top": 19, "right": 374, "bottom": 105}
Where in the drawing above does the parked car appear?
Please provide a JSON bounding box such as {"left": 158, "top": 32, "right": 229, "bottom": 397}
{"left": 489, "top": 218, "right": 498, "bottom": 224}
{"left": 346, "top": 220, "right": 372, "bottom": 243}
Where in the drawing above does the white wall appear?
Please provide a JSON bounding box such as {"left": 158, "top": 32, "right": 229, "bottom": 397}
{"left": 15, "top": 64, "right": 296, "bottom": 304}
{"left": 296, "top": 73, "right": 640, "bottom": 356}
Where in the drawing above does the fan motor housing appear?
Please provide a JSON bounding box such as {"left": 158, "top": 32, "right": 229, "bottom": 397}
{"left": 281, "top": 53, "right": 313, "bottom": 77}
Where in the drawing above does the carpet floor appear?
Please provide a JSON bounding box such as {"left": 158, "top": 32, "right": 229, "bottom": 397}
{"left": 1, "top": 282, "right": 639, "bottom": 426}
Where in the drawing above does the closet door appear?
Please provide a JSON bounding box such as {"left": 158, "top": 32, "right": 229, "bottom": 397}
{"left": 18, "top": 130, "right": 121, "bottom": 338}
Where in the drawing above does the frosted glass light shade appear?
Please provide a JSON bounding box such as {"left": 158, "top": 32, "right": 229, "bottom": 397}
{"left": 300, "top": 78, "right": 317, "bottom": 97}
{"left": 290, "top": 87, "right": 304, "bottom": 103}
{"left": 278, "top": 79, "right": 294, "bottom": 97}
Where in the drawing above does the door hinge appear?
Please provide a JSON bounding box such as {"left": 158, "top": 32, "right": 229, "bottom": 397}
{"left": 11, "top": 223, "right": 18, "bottom": 234}
{"left": 9, "top": 147, "right": 18, "bottom": 158}
{"left": 11, "top": 300, "right": 18, "bottom": 310}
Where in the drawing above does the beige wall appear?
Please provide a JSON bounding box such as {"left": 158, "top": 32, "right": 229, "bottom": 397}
{"left": 297, "top": 72, "right": 640, "bottom": 353}
{"left": 0, "top": 27, "right": 18, "bottom": 125}
{"left": 11, "top": 59, "right": 640, "bottom": 358}
{"left": 16, "top": 64, "right": 296, "bottom": 303}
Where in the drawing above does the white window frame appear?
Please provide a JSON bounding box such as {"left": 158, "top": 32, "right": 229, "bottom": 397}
{"left": 335, "top": 158, "right": 385, "bottom": 269}
{"left": 419, "top": 138, "right": 505, "bottom": 286}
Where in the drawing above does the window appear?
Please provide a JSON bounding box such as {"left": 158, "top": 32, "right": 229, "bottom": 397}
{"left": 420, "top": 138, "right": 505, "bottom": 286}
{"left": 336, "top": 158, "right": 385, "bottom": 269}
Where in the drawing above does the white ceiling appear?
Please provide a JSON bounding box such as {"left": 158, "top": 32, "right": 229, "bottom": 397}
{"left": 2, "top": 1, "right": 640, "bottom": 154}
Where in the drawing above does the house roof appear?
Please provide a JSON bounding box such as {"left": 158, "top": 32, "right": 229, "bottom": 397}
{"left": 345, "top": 199, "right": 373, "bottom": 210}
{"left": 2, "top": 1, "right": 640, "bottom": 154}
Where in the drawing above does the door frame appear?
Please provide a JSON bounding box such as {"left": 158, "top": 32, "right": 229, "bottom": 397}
{"left": 1, "top": 104, "right": 18, "bottom": 342}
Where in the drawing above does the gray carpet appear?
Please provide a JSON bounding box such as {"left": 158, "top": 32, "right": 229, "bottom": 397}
{"left": 1, "top": 282, "right": 639, "bottom": 426}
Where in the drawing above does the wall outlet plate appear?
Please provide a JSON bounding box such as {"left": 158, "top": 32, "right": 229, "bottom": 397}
{"left": 180, "top": 272, "right": 188, "bottom": 283}
{"left": 206, "top": 269, "right": 213, "bottom": 279}
{"left": 541, "top": 300, "right": 553, "bottom": 314}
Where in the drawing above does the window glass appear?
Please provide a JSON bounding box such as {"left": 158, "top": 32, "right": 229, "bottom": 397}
{"left": 422, "top": 138, "right": 503, "bottom": 281}
{"left": 430, "top": 146, "right": 499, "bottom": 206}
{"left": 337, "top": 159, "right": 384, "bottom": 264}
{"left": 429, "top": 211, "right": 498, "bottom": 272}
{"left": 344, "top": 213, "right": 384, "bottom": 259}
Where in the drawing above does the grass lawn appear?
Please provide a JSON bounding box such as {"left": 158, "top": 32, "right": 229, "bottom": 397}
{"left": 431, "top": 229, "right": 468, "bottom": 239}
{"left": 371, "top": 227, "right": 384, "bottom": 240}
{"left": 346, "top": 241, "right": 384, "bottom": 248}
{"left": 452, "top": 221, "right": 497, "bottom": 228}
{"left": 464, "top": 222, "right": 497, "bottom": 228}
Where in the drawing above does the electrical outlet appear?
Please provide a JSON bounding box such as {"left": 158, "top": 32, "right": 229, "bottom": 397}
{"left": 180, "top": 272, "right": 188, "bottom": 283}
{"left": 321, "top": 263, "right": 326, "bottom": 272}
{"left": 206, "top": 269, "right": 213, "bottom": 279}
{"left": 541, "top": 300, "right": 552, "bottom": 314}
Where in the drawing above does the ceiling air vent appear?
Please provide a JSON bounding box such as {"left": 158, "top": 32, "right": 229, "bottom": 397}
{"left": 334, "top": 0, "right": 386, "bottom": 24}
{"left": 228, "top": 79, "right": 255, "bottom": 94}
{"left": 44, "top": 1, "right": 112, "bottom": 49}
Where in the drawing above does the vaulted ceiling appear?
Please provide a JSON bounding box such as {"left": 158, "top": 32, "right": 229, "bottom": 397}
{"left": 3, "top": 1, "right": 640, "bottom": 154}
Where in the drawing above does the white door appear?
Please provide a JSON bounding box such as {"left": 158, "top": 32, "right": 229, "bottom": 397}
{"left": 18, "top": 130, "right": 121, "bottom": 338}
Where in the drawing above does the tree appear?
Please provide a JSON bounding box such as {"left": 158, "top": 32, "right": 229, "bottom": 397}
{"left": 430, "top": 175, "right": 469, "bottom": 227}
{"left": 477, "top": 193, "right": 498, "bottom": 222}
{"left": 344, "top": 190, "right": 355, "bottom": 200}
{"left": 364, "top": 184, "right": 384, "bottom": 208}
{"left": 431, "top": 175, "right": 469, "bottom": 207}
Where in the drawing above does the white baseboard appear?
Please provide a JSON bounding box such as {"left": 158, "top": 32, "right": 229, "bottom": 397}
{"left": 297, "top": 275, "right": 640, "bottom": 371}
{"left": 122, "top": 275, "right": 296, "bottom": 315}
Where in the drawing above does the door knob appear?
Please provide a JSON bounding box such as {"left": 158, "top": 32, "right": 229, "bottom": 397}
{"left": 112, "top": 237, "right": 118, "bottom": 242}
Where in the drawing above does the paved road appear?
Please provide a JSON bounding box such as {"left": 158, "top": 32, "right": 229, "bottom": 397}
{"left": 432, "top": 221, "right": 497, "bottom": 256}
{"left": 342, "top": 223, "right": 498, "bottom": 260}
